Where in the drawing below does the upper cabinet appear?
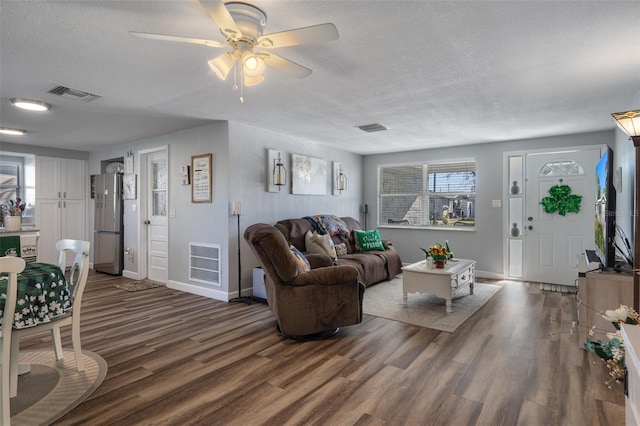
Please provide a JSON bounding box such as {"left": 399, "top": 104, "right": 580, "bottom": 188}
{"left": 36, "top": 157, "right": 86, "bottom": 200}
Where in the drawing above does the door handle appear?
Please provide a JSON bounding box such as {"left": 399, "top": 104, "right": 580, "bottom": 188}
{"left": 528, "top": 225, "right": 533, "bottom": 230}
{"left": 144, "top": 220, "right": 151, "bottom": 225}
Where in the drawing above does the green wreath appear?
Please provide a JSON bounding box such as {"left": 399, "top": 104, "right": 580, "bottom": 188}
{"left": 540, "top": 184, "right": 582, "bottom": 216}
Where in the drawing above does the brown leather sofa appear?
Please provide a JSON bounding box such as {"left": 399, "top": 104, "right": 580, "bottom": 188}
{"left": 275, "top": 216, "right": 402, "bottom": 287}
{"left": 244, "top": 223, "right": 365, "bottom": 339}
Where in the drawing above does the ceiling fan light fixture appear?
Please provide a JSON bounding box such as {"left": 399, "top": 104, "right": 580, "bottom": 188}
{"left": 10, "top": 98, "right": 51, "bottom": 112}
{"left": 242, "top": 51, "right": 265, "bottom": 77}
{"left": 243, "top": 74, "right": 265, "bottom": 87}
{"left": 208, "top": 53, "right": 236, "bottom": 80}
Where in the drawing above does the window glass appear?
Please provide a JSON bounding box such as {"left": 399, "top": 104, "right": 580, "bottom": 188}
{"left": 379, "top": 160, "right": 476, "bottom": 228}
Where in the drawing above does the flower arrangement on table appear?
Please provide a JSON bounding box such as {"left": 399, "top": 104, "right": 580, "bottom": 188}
{"left": 420, "top": 243, "right": 452, "bottom": 268}
{"left": 584, "top": 304, "right": 640, "bottom": 386}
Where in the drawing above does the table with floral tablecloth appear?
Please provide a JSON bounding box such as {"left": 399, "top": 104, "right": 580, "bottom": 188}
{"left": 0, "top": 261, "right": 69, "bottom": 328}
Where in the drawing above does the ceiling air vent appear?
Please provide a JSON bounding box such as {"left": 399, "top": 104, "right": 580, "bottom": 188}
{"left": 356, "top": 123, "right": 388, "bottom": 133}
{"left": 47, "top": 85, "right": 101, "bottom": 102}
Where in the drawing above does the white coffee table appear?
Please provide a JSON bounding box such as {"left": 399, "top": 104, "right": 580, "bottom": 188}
{"left": 402, "top": 259, "right": 476, "bottom": 314}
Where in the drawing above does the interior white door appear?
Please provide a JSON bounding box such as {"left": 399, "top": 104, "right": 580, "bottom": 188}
{"left": 524, "top": 148, "right": 601, "bottom": 285}
{"left": 146, "top": 150, "right": 168, "bottom": 283}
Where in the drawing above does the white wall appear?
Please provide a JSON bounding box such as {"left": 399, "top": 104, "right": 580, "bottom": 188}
{"left": 228, "top": 122, "right": 363, "bottom": 297}
{"left": 613, "top": 128, "right": 635, "bottom": 246}
{"left": 363, "top": 130, "right": 615, "bottom": 277}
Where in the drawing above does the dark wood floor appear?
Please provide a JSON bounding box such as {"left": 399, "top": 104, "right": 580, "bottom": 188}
{"left": 19, "top": 271, "right": 624, "bottom": 425}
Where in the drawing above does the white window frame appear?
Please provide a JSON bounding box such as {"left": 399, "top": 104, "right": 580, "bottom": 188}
{"left": 377, "top": 159, "right": 476, "bottom": 230}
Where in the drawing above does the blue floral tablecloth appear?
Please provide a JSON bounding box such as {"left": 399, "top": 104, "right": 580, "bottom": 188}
{"left": 0, "top": 261, "right": 70, "bottom": 329}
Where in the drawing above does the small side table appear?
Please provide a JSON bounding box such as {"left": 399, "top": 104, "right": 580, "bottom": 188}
{"left": 402, "top": 259, "right": 476, "bottom": 314}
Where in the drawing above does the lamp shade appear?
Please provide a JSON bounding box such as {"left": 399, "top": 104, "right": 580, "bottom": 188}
{"left": 208, "top": 53, "right": 236, "bottom": 80}
{"left": 242, "top": 51, "right": 265, "bottom": 77}
{"left": 243, "top": 74, "right": 265, "bottom": 87}
{"left": 612, "top": 110, "right": 640, "bottom": 137}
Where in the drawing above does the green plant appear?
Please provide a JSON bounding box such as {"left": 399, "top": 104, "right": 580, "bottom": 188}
{"left": 584, "top": 305, "right": 639, "bottom": 386}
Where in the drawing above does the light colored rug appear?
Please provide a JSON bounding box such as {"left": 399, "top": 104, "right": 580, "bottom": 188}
{"left": 363, "top": 275, "right": 502, "bottom": 333}
{"left": 11, "top": 350, "right": 107, "bottom": 425}
{"left": 116, "top": 281, "right": 164, "bottom": 292}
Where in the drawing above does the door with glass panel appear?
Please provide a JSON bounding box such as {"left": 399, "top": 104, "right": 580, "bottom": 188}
{"left": 523, "top": 149, "right": 600, "bottom": 285}
{"left": 146, "top": 150, "right": 168, "bottom": 283}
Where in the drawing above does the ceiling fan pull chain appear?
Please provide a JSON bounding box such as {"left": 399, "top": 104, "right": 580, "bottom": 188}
{"left": 239, "top": 61, "right": 245, "bottom": 103}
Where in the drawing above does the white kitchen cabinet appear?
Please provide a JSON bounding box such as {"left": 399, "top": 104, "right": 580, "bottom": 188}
{"left": 35, "top": 156, "right": 87, "bottom": 263}
{"left": 36, "top": 156, "right": 86, "bottom": 200}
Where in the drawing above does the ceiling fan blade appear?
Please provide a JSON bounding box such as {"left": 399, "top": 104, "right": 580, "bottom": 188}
{"left": 197, "top": 0, "right": 242, "bottom": 41}
{"left": 129, "top": 31, "right": 226, "bottom": 48}
{"left": 257, "top": 23, "right": 339, "bottom": 48}
{"left": 262, "top": 53, "right": 312, "bottom": 79}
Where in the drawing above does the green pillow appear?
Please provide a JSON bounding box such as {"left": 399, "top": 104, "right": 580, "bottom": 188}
{"left": 354, "top": 229, "right": 385, "bottom": 252}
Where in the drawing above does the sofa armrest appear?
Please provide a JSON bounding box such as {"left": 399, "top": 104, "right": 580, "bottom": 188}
{"left": 292, "top": 265, "right": 358, "bottom": 286}
{"left": 305, "top": 253, "right": 335, "bottom": 269}
{"left": 382, "top": 239, "right": 395, "bottom": 250}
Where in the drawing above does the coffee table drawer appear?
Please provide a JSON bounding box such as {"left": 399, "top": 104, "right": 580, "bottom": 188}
{"left": 451, "top": 264, "right": 474, "bottom": 290}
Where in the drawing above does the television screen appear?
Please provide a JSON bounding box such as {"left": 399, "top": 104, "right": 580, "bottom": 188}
{"left": 594, "top": 148, "right": 616, "bottom": 268}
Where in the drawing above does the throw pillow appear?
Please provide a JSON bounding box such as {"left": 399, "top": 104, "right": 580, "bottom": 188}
{"left": 305, "top": 230, "right": 337, "bottom": 260}
{"left": 353, "top": 229, "right": 385, "bottom": 252}
{"left": 334, "top": 242, "right": 348, "bottom": 256}
{"left": 289, "top": 245, "right": 310, "bottom": 273}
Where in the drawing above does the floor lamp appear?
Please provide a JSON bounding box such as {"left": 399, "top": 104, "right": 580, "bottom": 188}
{"left": 612, "top": 110, "right": 640, "bottom": 311}
{"left": 229, "top": 200, "right": 251, "bottom": 305}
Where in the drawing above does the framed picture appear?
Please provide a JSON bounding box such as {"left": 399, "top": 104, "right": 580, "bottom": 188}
{"left": 123, "top": 173, "right": 137, "bottom": 200}
{"left": 90, "top": 174, "right": 97, "bottom": 199}
{"left": 291, "top": 154, "right": 326, "bottom": 195}
{"left": 191, "top": 153, "right": 213, "bottom": 203}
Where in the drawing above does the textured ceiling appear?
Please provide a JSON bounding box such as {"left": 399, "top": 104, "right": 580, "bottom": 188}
{"left": 1, "top": 1, "right": 639, "bottom": 155}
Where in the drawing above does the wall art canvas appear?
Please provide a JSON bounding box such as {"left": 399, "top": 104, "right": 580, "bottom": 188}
{"left": 291, "top": 154, "right": 326, "bottom": 195}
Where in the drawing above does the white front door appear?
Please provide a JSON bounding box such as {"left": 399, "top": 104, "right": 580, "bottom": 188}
{"left": 523, "top": 148, "right": 601, "bottom": 285}
{"left": 146, "top": 150, "right": 168, "bottom": 283}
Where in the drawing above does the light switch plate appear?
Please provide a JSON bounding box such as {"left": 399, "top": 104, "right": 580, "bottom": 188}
{"left": 492, "top": 199, "right": 502, "bottom": 208}
{"left": 169, "top": 208, "right": 176, "bottom": 217}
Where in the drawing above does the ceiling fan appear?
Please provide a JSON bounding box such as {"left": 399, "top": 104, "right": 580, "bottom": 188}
{"left": 130, "top": 1, "right": 339, "bottom": 100}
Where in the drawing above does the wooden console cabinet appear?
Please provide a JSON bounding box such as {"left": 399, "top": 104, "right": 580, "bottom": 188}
{"left": 577, "top": 270, "right": 633, "bottom": 348}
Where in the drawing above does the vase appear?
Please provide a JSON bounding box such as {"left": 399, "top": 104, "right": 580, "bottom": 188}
{"left": 511, "top": 181, "right": 520, "bottom": 195}
{"left": 5, "top": 215, "right": 21, "bottom": 231}
{"left": 435, "top": 259, "right": 445, "bottom": 269}
{"left": 510, "top": 223, "right": 520, "bottom": 237}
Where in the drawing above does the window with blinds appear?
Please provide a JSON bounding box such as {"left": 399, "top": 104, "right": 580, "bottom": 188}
{"left": 0, "top": 162, "right": 20, "bottom": 201}
{"left": 378, "top": 160, "right": 476, "bottom": 228}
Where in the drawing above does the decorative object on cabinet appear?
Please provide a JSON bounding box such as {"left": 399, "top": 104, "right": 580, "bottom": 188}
{"left": 510, "top": 223, "right": 520, "bottom": 237}
{"left": 291, "top": 154, "right": 326, "bottom": 195}
{"left": 333, "top": 161, "right": 347, "bottom": 195}
{"left": 123, "top": 174, "right": 137, "bottom": 200}
{"left": 105, "top": 161, "right": 124, "bottom": 174}
{"left": 584, "top": 304, "right": 639, "bottom": 386}
{"left": 268, "top": 149, "right": 286, "bottom": 192}
{"left": 191, "top": 153, "right": 213, "bottom": 203}
{"left": 611, "top": 109, "right": 640, "bottom": 311}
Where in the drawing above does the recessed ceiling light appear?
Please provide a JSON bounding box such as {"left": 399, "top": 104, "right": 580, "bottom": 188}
{"left": 0, "top": 128, "right": 26, "bottom": 136}
{"left": 10, "top": 98, "right": 51, "bottom": 112}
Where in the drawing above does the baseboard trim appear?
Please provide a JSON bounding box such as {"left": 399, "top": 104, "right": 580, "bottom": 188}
{"left": 168, "top": 280, "right": 230, "bottom": 301}
{"left": 122, "top": 269, "right": 140, "bottom": 280}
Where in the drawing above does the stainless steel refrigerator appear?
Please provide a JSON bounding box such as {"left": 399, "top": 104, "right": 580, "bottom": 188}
{"left": 94, "top": 173, "right": 123, "bottom": 275}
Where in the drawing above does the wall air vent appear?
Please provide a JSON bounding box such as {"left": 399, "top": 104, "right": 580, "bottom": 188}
{"left": 189, "top": 242, "right": 221, "bottom": 287}
{"left": 47, "top": 85, "right": 101, "bottom": 102}
{"left": 356, "top": 123, "right": 389, "bottom": 133}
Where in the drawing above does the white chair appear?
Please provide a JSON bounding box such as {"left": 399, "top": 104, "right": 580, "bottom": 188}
{"left": 10, "top": 239, "right": 90, "bottom": 396}
{"left": 0, "top": 256, "right": 26, "bottom": 425}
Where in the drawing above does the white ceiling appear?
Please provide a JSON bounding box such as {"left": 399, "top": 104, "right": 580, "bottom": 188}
{"left": 1, "top": 1, "right": 639, "bottom": 155}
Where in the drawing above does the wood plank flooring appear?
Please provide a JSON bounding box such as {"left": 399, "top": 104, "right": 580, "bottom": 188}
{"left": 18, "top": 272, "right": 625, "bottom": 425}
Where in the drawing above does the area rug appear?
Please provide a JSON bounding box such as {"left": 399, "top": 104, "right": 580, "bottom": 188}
{"left": 115, "top": 281, "right": 164, "bottom": 292}
{"left": 11, "top": 350, "right": 107, "bottom": 425}
{"left": 362, "top": 275, "right": 502, "bottom": 333}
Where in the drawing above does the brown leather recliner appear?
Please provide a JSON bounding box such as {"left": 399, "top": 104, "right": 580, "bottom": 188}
{"left": 244, "top": 223, "right": 365, "bottom": 339}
